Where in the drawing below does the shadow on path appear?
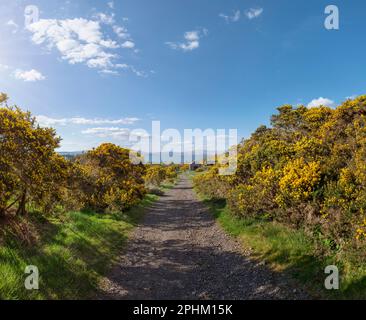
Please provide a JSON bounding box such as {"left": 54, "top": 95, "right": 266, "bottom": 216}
{"left": 99, "top": 176, "right": 308, "bottom": 300}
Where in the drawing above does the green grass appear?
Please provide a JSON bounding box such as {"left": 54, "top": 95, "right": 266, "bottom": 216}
{"left": 199, "top": 197, "right": 366, "bottom": 299}
{"left": 161, "top": 181, "right": 176, "bottom": 190}
{"left": 0, "top": 194, "right": 158, "bottom": 300}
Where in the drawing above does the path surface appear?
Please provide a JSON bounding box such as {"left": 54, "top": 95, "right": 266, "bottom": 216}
{"left": 99, "top": 176, "right": 308, "bottom": 300}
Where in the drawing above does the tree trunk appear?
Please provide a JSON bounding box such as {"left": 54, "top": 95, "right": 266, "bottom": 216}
{"left": 16, "top": 190, "right": 27, "bottom": 216}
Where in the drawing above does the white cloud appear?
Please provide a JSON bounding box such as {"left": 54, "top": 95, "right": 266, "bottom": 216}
{"left": 184, "top": 31, "right": 199, "bottom": 42}
{"left": 130, "top": 66, "right": 147, "bottom": 78}
{"left": 245, "top": 8, "right": 264, "bottom": 20}
{"left": 82, "top": 127, "right": 130, "bottom": 139}
{"left": 36, "top": 115, "right": 140, "bottom": 127}
{"left": 99, "top": 69, "right": 119, "bottom": 75}
{"left": 114, "top": 63, "right": 147, "bottom": 77}
{"left": 307, "top": 97, "right": 334, "bottom": 108}
{"left": 26, "top": 15, "right": 141, "bottom": 75}
{"left": 81, "top": 127, "right": 148, "bottom": 140}
{"left": 6, "top": 19, "right": 18, "bottom": 33}
{"left": 94, "top": 12, "right": 115, "bottom": 25}
{"left": 346, "top": 95, "right": 357, "bottom": 100}
{"left": 13, "top": 69, "right": 45, "bottom": 82}
{"left": 219, "top": 10, "right": 241, "bottom": 23}
{"left": 26, "top": 14, "right": 144, "bottom": 77}
{"left": 27, "top": 18, "right": 118, "bottom": 68}
{"left": 0, "top": 64, "right": 10, "bottom": 71}
{"left": 113, "top": 25, "right": 129, "bottom": 39}
{"left": 94, "top": 12, "right": 135, "bottom": 48}
{"left": 121, "top": 40, "right": 135, "bottom": 49}
{"left": 86, "top": 55, "right": 115, "bottom": 69}
{"left": 107, "top": 1, "right": 114, "bottom": 9}
{"left": 166, "top": 29, "right": 207, "bottom": 52}
{"left": 115, "top": 63, "right": 129, "bottom": 69}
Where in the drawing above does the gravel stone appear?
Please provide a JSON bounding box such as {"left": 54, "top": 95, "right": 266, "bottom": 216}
{"left": 98, "top": 176, "right": 309, "bottom": 300}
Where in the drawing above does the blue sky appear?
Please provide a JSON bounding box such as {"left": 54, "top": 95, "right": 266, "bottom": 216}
{"left": 0, "top": 0, "right": 365, "bottom": 151}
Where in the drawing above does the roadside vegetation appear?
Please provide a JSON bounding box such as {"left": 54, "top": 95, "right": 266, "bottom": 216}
{"left": 2, "top": 90, "right": 366, "bottom": 299}
{"left": 193, "top": 96, "right": 366, "bottom": 299}
{"left": 0, "top": 195, "right": 157, "bottom": 299}
{"left": 0, "top": 93, "right": 183, "bottom": 299}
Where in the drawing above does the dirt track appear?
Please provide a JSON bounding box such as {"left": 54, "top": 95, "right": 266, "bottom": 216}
{"left": 99, "top": 176, "right": 308, "bottom": 300}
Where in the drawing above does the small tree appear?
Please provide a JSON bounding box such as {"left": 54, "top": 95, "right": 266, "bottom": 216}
{"left": 0, "top": 100, "right": 64, "bottom": 216}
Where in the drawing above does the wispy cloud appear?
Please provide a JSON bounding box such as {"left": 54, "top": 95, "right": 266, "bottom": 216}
{"left": 166, "top": 29, "right": 208, "bottom": 52}
{"left": 307, "top": 97, "right": 334, "bottom": 108}
{"left": 99, "top": 69, "right": 118, "bottom": 75}
{"left": 115, "top": 63, "right": 149, "bottom": 77}
{"left": 219, "top": 10, "right": 241, "bottom": 23}
{"left": 121, "top": 40, "right": 135, "bottom": 49}
{"left": 220, "top": 8, "right": 263, "bottom": 23}
{"left": 0, "top": 64, "right": 10, "bottom": 71}
{"left": 6, "top": 19, "right": 19, "bottom": 33}
{"left": 113, "top": 25, "right": 129, "bottom": 39}
{"left": 245, "top": 8, "right": 264, "bottom": 20}
{"left": 94, "top": 12, "right": 116, "bottom": 25}
{"left": 93, "top": 11, "right": 132, "bottom": 42}
{"left": 82, "top": 127, "right": 130, "bottom": 139}
{"left": 36, "top": 115, "right": 140, "bottom": 127}
{"left": 82, "top": 127, "right": 148, "bottom": 140}
{"left": 346, "top": 95, "right": 357, "bottom": 100}
{"left": 107, "top": 1, "right": 114, "bottom": 10}
{"left": 13, "top": 69, "right": 45, "bottom": 82}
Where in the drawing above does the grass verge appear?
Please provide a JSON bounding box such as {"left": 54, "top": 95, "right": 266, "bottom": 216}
{"left": 198, "top": 196, "right": 366, "bottom": 299}
{"left": 0, "top": 194, "right": 158, "bottom": 300}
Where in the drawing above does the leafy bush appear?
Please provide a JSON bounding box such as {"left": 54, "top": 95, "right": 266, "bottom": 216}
{"left": 0, "top": 94, "right": 147, "bottom": 216}
{"left": 0, "top": 101, "right": 67, "bottom": 216}
{"left": 165, "top": 165, "right": 179, "bottom": 181}
{"left": 193, "top": 167, "right": 233, "bottom": 200}
{"left": 73, "top": 143, "right": 146, "bottom": 213}
{"left": 227, "top": 166, "right": 280, "bottom": 218}
{"left": 194, "top": 95, "right": 366, "bottom": 251}
{"left": 144, "top": 165, "right": 167, "bottom": 188}
{"left": 143, "top": 164, "right": 180, "bottom": 188}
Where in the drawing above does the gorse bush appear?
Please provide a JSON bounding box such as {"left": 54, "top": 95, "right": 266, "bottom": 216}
{"left": 72, "top": 143, "right": 147, "bottom": 213}
{"left": 0, "top": 99, "right": 69, "bottom": 216}
{"left": 194, "top": 95, "right": 366, "bottom": 251}
{"left": 0, "top": 94, "right": 184, "bottom": 217}
{"left": 0, "top": 94, "right": 186, "bottom": 299}
{"left": 144, "top": 164, "right": 180, "bottom": 188}
{"left": 165, "top": 165, "right": 180, "bottom": 181}
{"left": 193, "top": 166, "right": 234, "bottom": 200}
{"left": 144, "top": 166, "right": 167, "bottom": 188}
{"left": 0, "top": 94, "right": 152, "bottom": 216}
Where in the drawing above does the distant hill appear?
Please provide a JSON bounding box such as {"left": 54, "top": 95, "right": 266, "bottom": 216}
{"left": 58, "top": 151, "right": 84, "bottom": 159}
{"left": 58, "top": 151, "right": 217, "bottom": 164}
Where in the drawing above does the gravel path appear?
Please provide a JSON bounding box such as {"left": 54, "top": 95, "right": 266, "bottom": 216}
{"left": 99, "top": 175, "right": 308, "bottom": 300}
